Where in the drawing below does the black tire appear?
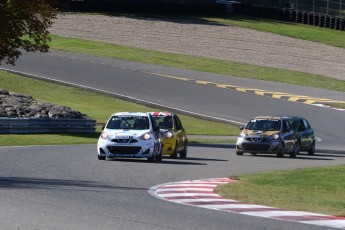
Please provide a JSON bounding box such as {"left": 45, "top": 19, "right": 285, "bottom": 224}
{"left": 277, "top": 144, "right": 285, "bottom": 158}
{"left": 98, "top": 155, "right": 106, "bottom": 160}
{"left": 155, "top": 150, "right": 163, "bottom": 162}
{"left": 308, "top": 141, "right": 316, "bottom": 155}
{"left": 147, "top": 155, "right": 155, "bottom": 162}
{"left": 236, "top": 150, "right": 243, "bottom": 155}
{"left": 179, "top": 141, "right": 188, "bottom": 159}
{"left": 170, "top": 141, "right": 179, "bottom": 159}
{"left": 290, "top": 142, "right": 299, "bottom": 158}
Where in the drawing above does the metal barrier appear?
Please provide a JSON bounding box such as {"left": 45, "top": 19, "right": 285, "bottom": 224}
{"left": 0, "top": 118, "right": 96, "bottom": 134}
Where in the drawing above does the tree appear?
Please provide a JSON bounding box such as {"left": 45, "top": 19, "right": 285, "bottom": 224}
{"left": 0, "top": 0, "right": 57, "bottom": 65}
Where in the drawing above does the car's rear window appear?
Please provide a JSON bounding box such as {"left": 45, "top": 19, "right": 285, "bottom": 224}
{"left": 245, "top": 119, "right": 281, "bottom": 131}
{"left": 106, "top": 116, "right": 150, "bottom": 130}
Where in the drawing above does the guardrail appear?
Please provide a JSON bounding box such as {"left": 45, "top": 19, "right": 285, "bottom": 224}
{"left": 0, "top": 118, "right": 96, "bottom": 134}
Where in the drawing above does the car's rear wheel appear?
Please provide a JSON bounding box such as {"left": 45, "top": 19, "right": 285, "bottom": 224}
{"left": 308, "top": 141, "right": 316, "bottom": 155}
{"left": 179, "top": 141, "right": 188, "bottom": 159}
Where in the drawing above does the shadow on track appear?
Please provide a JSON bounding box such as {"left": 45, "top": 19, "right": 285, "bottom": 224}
{"left": 188, "top": 143, "right": 235, "bottom": 149}
{"left": 0, "top": 177, "right": 147, "bottom": 191}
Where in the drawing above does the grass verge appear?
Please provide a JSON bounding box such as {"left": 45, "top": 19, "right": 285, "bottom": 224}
{"left": 49, "top": 35, "right": 345, "bottom": 93}
{"left": 215, "top": 165, "right": 345, "bottom": 216}
{"left": 0, "top": 70, "right": 240, "bottom": 146}
{"left": 206, "top": 14, "right": 345, "bottom": 49}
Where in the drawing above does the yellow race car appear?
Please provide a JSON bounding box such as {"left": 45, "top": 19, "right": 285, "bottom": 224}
{"left": 150, "top": 112, "right": 188, "bottom": 158}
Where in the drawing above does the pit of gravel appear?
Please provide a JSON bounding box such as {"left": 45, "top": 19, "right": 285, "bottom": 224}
{"left": 50, "top": 13, "right": 345, "bottom": 81}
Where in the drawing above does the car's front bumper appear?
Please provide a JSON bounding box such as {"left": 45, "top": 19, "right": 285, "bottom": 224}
{"left": 97, "top": 139, "right": 155, "bottom": 158}
{"left": 161, "top": 138, "right": 176, "bottom": 155}
{"left": 236, "top": 139, "right": 282, "bottom": 154}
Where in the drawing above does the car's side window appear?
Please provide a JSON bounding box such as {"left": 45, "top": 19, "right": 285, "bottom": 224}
{"left": 174, "top": 116, "right": 182, "bottom": 130}
{"left": 149, "top": 115, "right": 159, "bottom": 131}
{"left": 299, "top": 119, "right": 306, "bottom": 131}
{"left": 283, "top": 120, "right": 292, "bottom": 131}
{"left": 289, "top": 118, "right": 299, "bottom": 131}
{"left": 303, "top": 119, "right": 311, "bottom": 129}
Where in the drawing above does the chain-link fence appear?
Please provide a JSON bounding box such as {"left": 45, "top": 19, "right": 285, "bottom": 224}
{"left": 235, "top": 0, "right": 345, "bottom": 17}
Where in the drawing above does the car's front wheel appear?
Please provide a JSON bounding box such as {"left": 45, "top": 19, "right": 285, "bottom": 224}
{"left": 277, "top": 144, "right": 285, "bottom": 158}
{"left": 170, "top": 141, "right": 179, "bottom": 158}
{"left": 98, "top": 155, "right": 106, "bottom": 160}
{"left": 236, "top": 149, "right": 243, "bottom": 155}
{"left": 290, "top": 142, "right": 299, "bottom": 158}
{"left": 147, "top": 155, "right": 155, "bottom": 162}
{"left": 179, "top": 141, "right": 188, "bottom": 159}
{"left": 308, "top": 140, "right": 316, "bottom": 155}
{"left": 155, "top": 149, "right": 163, "bottom": 162}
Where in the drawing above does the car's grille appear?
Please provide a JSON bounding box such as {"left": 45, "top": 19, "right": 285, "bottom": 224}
{"left": 245, "top": 137, "right": 268, "bottom": 142}
{"left": 111, "top": 139, "right": 138, "bottom": 143}
{"left": 242, "top": 143, "right": 270, "bottom": 151}
{"left": 107, "top": 146, "right": 142, "bottom": 154}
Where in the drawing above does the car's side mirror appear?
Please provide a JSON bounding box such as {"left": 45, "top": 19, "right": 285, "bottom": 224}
{"left": 240, "top": 126, "right": 244, "bottom": 130}
{"left": 101, "top": 125, "right": 105, "bottom": 130}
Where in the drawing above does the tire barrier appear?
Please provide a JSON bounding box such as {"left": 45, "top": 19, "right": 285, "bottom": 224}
{"left": 231, "top": 3, "right": 345, "bottom": 31}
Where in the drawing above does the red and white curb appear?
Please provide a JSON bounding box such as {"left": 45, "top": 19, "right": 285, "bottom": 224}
{"left": 149, "top": 178, "right": 345, "bottom": 229}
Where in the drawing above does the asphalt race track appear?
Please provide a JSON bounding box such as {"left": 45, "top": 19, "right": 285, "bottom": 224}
{"left": 1, "top": 51, "right": 345, "bottom": 230}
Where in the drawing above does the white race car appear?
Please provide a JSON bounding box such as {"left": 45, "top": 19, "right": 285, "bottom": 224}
{"left": 97, "top": 112, "right": 162, "bottom": 162}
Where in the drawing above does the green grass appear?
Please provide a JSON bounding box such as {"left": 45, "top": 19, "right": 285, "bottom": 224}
{"left": 206, "top": 14, "right": 345, "bottom": 49}
{"left": 49, "top": 35, "right": 345, "bottom": 93}
{"left": 0, "top": 70, "right": 240, "bottom": 146}
{"left": 215, "top": 165, "right": 345, "bottom": 216}
{"left": 329, "top": 103, "right": 345, "bottom": 109}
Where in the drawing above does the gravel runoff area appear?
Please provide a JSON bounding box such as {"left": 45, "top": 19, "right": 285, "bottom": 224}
{"left": 50, "top": 14, "right": 345, "bottom": 81}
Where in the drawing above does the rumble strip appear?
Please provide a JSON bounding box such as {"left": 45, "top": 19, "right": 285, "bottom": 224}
{"left": 149, "top": 178, "right": 345, "bottom": 229}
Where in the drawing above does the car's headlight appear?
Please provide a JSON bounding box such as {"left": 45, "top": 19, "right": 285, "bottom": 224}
{"left": 236, "top": 133, "right": 245, "bottom": 144}
{"left": 140, "top": 132, "right": 151, "bottom": 140}
{"left": 163, "top": 131, "right": 173, "bottom": 139}
{"left": 100, "top": 132, "right": 110, "bottom": 140}
{"left": 268, "top": 133, "right": 280, "bottom": 141}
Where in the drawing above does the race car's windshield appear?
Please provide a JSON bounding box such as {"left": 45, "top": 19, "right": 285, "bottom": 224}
{"left": 245, "top": 119, "right": 281, "bottom": 131}
{"left": 106, "top": 116, "right": 150, "bottom": 130}
{"left": 152, "top": 116, "right": 173, "bottom": 129}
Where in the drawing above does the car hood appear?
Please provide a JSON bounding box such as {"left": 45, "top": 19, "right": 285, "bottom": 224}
{"left": 242, "top": 130, "right": 280, "bottom": 136}
{"left": 105, "top": 129, "right": 150, "bottom": 139}
{"left": 159, "top": 129, "right": 173, "bottom": 134}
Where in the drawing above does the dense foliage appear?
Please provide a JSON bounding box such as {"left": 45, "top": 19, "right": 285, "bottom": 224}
{"left": 0, "top": 0, "right": 57, "bottom": 65}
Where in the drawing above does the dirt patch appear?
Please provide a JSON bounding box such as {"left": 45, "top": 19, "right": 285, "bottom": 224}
{"left": 50, "top": 14, "right": 345, "bottom": 81}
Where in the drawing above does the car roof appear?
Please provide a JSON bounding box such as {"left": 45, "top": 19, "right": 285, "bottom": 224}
{"left": 149, "top": 112, "right": 173, "bottom": 117}
{"left": 112, "top": 112, "right": 149, "bottom": 117}
{"left": 253, "top": 116, "right": 281, "bottom": 120}
{"left": 253, "top": 116, "right": 304, "bottom": 120}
